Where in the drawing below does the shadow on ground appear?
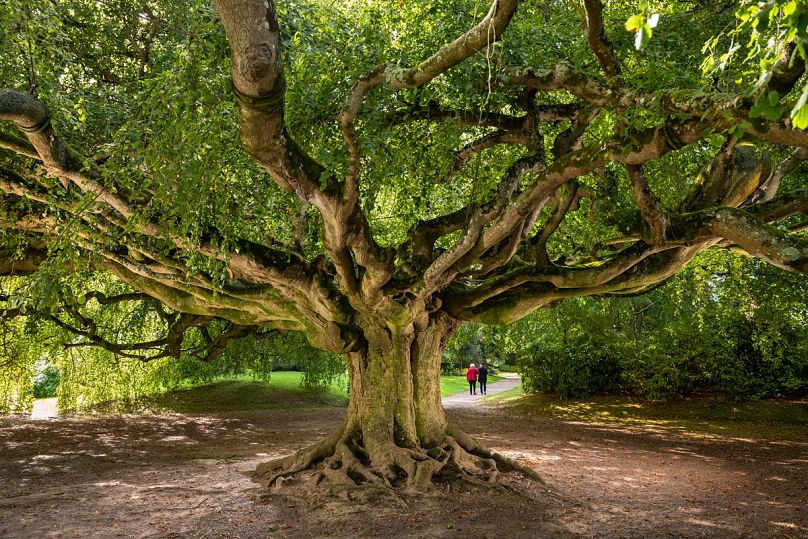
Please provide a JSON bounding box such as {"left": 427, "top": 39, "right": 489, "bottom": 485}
{"left": 0, "top": 400, "right": 805, "bottom": 538}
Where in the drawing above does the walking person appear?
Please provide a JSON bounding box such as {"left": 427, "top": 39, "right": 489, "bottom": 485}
{"left": 466, "top": 363, "right": 479, "bottom": 395}
{"left": 478, "top": 361, "right": 488, "bottom": 395}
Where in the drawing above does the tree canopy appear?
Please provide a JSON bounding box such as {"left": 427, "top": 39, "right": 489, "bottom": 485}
{"left": 2, "top": 0, "right": 808, "bottom": 492}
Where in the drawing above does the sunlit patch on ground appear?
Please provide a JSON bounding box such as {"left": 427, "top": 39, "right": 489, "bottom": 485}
{"left": 769, "top": 520, "right": 804, "bottom": 531}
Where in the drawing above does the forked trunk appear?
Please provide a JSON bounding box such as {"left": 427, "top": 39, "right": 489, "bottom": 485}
{"left": 255, "top": 313, "right": 541, "bottom": 494}
{"left": 344, "top": 313, "right": 452, "bottom": 453}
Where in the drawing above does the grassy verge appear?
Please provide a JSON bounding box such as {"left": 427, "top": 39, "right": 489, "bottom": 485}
{"left": 440, "top": 375, "right": 503, "bottom": 397}
{"left": 485, "top": 388, "right": 808, "bottom": 441}
{"left": 80, "top": 372, "right": 504, "bottom": 413}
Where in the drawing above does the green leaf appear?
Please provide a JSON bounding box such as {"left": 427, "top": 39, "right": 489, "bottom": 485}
{"left": 625, "top": 15, "right": 644, "bottom": 33}
{"left": 750, "top": 91, "right": 784, "bottom": 121}
{"left": 634, "top": 24, "right": 652, "bottom": 50}
{"left": 790, "top": 87, "right": 808, "bottom": 129}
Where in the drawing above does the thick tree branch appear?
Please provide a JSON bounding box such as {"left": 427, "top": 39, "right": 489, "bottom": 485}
{"left": 214, "top": 0, "right": 395, "bottom": 311}
{"left": 627, "top": 164, "right": 667, "bottom": 244}
{"left": 384, "top": 0, "right": 519, "bottom": 90}
{"left": 677, "top": 207, "right": 808, "bottom": 273}
{"left": 582, "top": 0, "right": 621, "bottom": 79}
{"left": 402, "top": 118, "right": 700, "bottom": 284}
{"left": 529, "top": 183, "right": 581, "bottom": 265}
{"left": 768, "top": 42, "right": 806, "bottom": 96}
{"left": 340, "top": 65, "right": 387, "bottom": 200}
{"left": 454, "top": 186, "right": 808, "bottom": 324}
{"left": 752, "top": 147, "right": 808, "bottom": 204}
{"left": 747, "top": 188, "right": 808, "bottom": 223}
{"left": 0, "top": 248, "right": 48, "bottom": 276}
{"left": 0, "top": 90, "right": 67, "bottom": 173}
{"left": 52, "top": 310, "right": 240, "bottom": 362}
{"left": 385, "top": 100, "right": 576, "bottom": 131}
{"left": 506, "top": 63, "right": 808, "bottom": 147}
{"left": 419, "top": 151, "right": 546, "bottom": 294}
{"left": 552, "top": 107, "right": 599, "bottom": 158}
{"left": 0, "top": 132, "right": 40, "bottom": 160}
{"left": 679, "top": 139, "right": 771, "bottom": 213}
{"left": 440, "top": 129, "right": 529, "bottom": 182}
{"left": 450, "top": 242, "right": 710, "bottom": 324}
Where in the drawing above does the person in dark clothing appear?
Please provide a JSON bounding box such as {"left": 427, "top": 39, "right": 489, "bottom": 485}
{"left": 466, "top": 363, "right": 478, "bottom": 395}
{"left": 478, "top": 362, "right": 489, "bottom": 395}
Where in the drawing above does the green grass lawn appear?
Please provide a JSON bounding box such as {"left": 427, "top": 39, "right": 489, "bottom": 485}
{"left": 81, "top": 372, "right": 503, "bottom": 413}
{"left": 484, "top": 387, "right": 808, "bottom": 441}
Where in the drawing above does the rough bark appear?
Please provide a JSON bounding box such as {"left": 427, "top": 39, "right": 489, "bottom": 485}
{"left": 254, "top": 312, "right": 538, "bottom": 495}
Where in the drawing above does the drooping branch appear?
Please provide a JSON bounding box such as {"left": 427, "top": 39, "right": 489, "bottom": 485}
{"left": 0, "top": 88, "right": 358, "bottom": 337}
{"left": 52, "top": 308, "right": 254, "bottom": 363}
{"left": 0, "top": 284, "right": 260, "bottom": 362}
{"left": 0, "top": 90, "right": 167, "bottom": 223}
{"left": 0, "top": 202, "right": 341, "bottom": 343}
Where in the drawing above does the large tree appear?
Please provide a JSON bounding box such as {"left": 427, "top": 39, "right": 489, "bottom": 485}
{"left": 2, "top": 0, "right": 808, "bottom": 492}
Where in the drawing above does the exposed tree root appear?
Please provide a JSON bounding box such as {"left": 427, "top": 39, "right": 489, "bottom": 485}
{"left": 253, "top": 423, "right": 543, "bottom": 496}
{"left": 449, "top": 422, "right": 545, "bottom": 484}
{"left": 253, "top": 430, "right": 343, "bottom": 487}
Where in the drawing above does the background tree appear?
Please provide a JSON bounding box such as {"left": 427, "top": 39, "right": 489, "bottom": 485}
{"left": 502, "top": 249, "right": 808, "bottom": 399}
{"left": 1, "top": 0, "right": 808, "bottom": 493}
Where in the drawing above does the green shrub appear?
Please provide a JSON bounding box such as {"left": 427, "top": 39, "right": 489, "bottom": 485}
{"left": 520, "top": 336, "right": 623, "bottom": 399}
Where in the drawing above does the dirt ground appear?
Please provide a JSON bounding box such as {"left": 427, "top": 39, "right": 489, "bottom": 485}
{"left": 1, "top": 403, "right": 806, "bottom": 538}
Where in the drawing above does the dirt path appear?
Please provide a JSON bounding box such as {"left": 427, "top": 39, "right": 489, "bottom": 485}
{"left": 1, "top": 401, "right": 806, "bottom": 538}
{"left": 442, "top": 372, "right": 522, "bottom": 407}
{"left": 30, "top": 398, "right": 58, "bottom": 419}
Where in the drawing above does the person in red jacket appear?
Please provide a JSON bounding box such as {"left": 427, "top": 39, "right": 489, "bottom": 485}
{"left": 466, "top": 363, "right": 479, "bottom": 395}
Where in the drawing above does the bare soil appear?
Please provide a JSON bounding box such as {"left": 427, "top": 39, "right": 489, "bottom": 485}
{"left": 1, "top": 403, "right": 806, "bottom": 538}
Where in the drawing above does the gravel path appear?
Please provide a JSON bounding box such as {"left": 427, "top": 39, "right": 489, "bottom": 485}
{"left": 442, "top": 372, "right": 522, "bottom": 408}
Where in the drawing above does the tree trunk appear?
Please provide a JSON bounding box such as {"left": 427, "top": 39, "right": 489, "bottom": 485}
{"left": 254, "top": 312, "right": 541, "bottom": 494}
